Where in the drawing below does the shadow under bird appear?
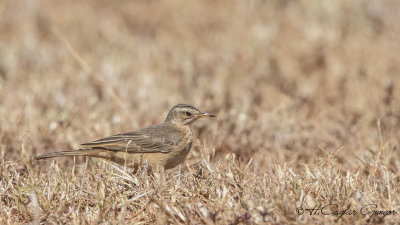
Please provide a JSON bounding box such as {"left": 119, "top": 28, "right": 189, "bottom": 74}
{"left": 35, "top": 104, "right": 216, "bottom": 170}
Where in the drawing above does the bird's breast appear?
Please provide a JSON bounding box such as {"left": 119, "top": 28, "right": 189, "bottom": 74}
{"left": 164, "top": 126, "right": 193, "bottom": 169}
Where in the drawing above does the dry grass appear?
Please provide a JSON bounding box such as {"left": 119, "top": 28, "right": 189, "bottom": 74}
{"left": 1, "top": 0, "right": 400, "bottom": 224}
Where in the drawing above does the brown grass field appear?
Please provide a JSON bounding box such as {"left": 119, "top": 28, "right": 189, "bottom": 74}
{"left": 1, "top": 0, "right": 400, "bottom": 224}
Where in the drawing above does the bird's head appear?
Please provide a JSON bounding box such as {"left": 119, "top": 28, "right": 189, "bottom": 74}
{"left": 165, "top": 104, "right": 216, "bottom": 125}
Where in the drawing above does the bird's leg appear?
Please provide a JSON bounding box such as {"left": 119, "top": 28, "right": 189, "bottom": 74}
{"left": 140, "top": 160, "right": 148, "bottom": 178}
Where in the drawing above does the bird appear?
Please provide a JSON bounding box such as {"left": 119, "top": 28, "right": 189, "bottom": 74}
{"left": 35, "top": 104, "right": 216, "bottom": 171}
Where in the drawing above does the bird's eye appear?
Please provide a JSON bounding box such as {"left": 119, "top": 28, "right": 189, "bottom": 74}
{"left": 185, "top": 111, "right": 192, "bottom": 116}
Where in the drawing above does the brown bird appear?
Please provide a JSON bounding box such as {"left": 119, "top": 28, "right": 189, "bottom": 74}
{"left": 35, "top": 104, "right": 215, "bottom": 171}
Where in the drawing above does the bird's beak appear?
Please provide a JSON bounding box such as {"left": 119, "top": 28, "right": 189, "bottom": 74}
{"left": 200, "top": 112, "right": 216, "bottom": 118}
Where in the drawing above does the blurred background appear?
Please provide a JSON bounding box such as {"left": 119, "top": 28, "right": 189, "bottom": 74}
{"left": 0, "top": 0, "right": 399, "bottom": 172}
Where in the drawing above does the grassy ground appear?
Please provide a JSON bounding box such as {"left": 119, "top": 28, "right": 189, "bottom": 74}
{"left": 1, "top": 0, "right": 400, "bottom": 224}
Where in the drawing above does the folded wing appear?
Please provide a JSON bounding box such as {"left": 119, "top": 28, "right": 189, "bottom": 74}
{"left": 80, "top": 124, "right": 183, "bottom": 153}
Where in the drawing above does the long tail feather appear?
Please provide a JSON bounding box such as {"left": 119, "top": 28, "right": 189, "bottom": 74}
{"left": 35, "top": 149, "right": 97, "bottom": 160}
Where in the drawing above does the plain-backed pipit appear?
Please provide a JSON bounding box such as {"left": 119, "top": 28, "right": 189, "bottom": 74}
{"left": 35, "top": 104, "right": 215, "bottom": 170}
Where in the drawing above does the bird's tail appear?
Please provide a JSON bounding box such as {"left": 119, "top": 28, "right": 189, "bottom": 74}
{"left": 35, "top": 149, "right": 99, "bottom": 160}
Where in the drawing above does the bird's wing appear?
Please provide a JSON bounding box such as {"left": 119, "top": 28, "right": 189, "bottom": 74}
{"left": 80, "top": 124, "right": 184, "bottom": 153}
